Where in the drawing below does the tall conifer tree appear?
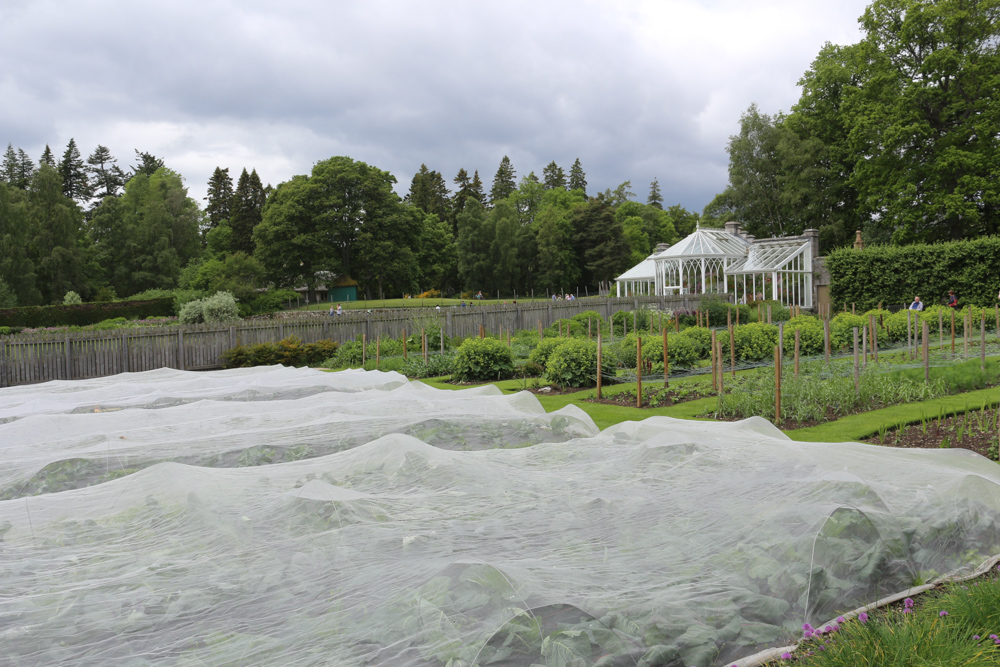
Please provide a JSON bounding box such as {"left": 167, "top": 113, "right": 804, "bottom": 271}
{"left": 1, "top": 144, "right": 17, "bottom": 185}
{"left": 205, "top": 167, "right": 234, "bottom": 229}
{"left": 39, "top": 145, "right": 55, "bottom": 167}
{"left": 542, "top": 161, "right": 566, "bottom": 190}
{"left": 87, "top": 145, "right": 125, "bottom": 200}
{"left": 470, "top": 170, "right": 487, "bottom": 207}
{"left": 568, "top": 158, "right": 587, "bottom": 195}
{"left": 16, "top": 149, "right": 34, "bottom": 189}
{"left": 490, "top": 156, "right": 516, "bottom": 205}
{"left": 59, "top": 139, "right": 91, "bottom": 201}
{"left": 647, "top": 178, "right": 663, "bottom": 209}
{"left": 230, "top": 168, "right": 265, "bottom": 255}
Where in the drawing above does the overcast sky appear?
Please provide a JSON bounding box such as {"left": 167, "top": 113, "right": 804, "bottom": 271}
{"left": 1, "top": 0, "right": 871, "bottom": 213}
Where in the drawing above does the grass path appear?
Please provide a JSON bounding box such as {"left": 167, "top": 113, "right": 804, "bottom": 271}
{"left": 417, "top": 375, "right": 1000, "bottom": 442}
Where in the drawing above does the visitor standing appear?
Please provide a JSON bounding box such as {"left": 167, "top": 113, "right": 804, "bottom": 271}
{"left": 908, "top": 296, "right": 924, "bottom": 311}
{"left": 336, "top": 303, "right": 343, "bottom": 315}
{"left": 947, "top": 290, "right": 958, "bottom": 308}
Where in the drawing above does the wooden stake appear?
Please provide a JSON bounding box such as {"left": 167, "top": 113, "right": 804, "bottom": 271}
{"left": 774, "top": 345, "right": 781, "bottom": 425}
{"left": 906, "top": 309, "right": 912, "bottom": 360}
{"left": 538, "top": 319, "right": 543, "bottom": 339}
{"left": 717, "top": 340, "right": 724, "bottom": 397}
{"left": 376, "top": 334, "right": 380, "bottom": 369}
{"left": 924, "top": 322, "right": 930, "bottom": 383}
{"left": 663, "top": 328, "right": 669, "bottom": 389}
{"left": 423, "top": 330, "right": 428, "bottom": 363}
{"left": 853, "top": 327, "right": 859, "bottom": 392}
{"left": 939, "top": 310, "right": 944, "bottom": 350}
{"left": 710, "top": 329, "right": 718, "bottom": 392}
{"left": 480, "top": 323, "right": 485, "bottom": 339}
{"left": 981, "top": 311, "right": 986, "bottom": 371}
{"left": 824, "top": 319, "right": 831, "bottom": 364}
{"left": 964, "top": 309, "right": 969, "bottom": 359}
{"left": 362, "top": 334, "right": 367, "bottom": 366}
{"left": 675, "top": 315, "right": 679, "bottom": 333}
{"left": 852, "top": 302, "right": 855, "bottom": 315}
{"left": 636, "top": 336, "right": 642, "bottom": 408}
{"left": 794, "top": 329, "right": 800, "bottom": 376}
{"left": 588, "top": 317, "right": 592, "bottom": 341}
{"left": 951, "top": 309, "right": 955, "bottom": 353}
{"left": 596, "top": 331, "right": 602, "bottom": 399}
{"left": 729, "top": 323, "right": 736, "bottom": 378}
{"left": 736, "top": 307, "right": 740, "bottom": 326}
{"left": 767, "top": 305, "right": 772, "bottom": 324}
{"left": 402, "top": 328, "right": 407, "bottom": 359}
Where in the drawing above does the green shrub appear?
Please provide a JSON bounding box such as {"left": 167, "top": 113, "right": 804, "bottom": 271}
{"left": 0, "top": 298, "right": 174, "bottom": 328}
{"left": 517, "top": 360, "right": 545, "bottom": 377}
{"left": 611, "top": 309, "right": 649, "bottom": 335}
{"left": 179, "top": 300, "right": 205, "bottom": 324}
{"left": 545, "top": 339, "right": 599, "bottom": 387}
{"left": 700, "top": 296, "right": 747, "bottom": 326}
{"left": 571, "top": 310, "right": 604, "bottom": 329}
{"left": 202, "top": 291, "right": 240, "bottom": 323}
{"left": 63, "top": 291, "right": 83, "bottom": 305}
{"left": 665, "top": 333, "right": 701, "bottom": 368}
{"left": 782, "top": 315, "right": 824, "bottom": 355}
{"left": 453, "top": 337, "right": 515, "bottom": 382}
{"left": 401, "top": 353, "right": 455, "bottom": 378}
{"left": 830, "top": 313, "right": 867, "bottom": 351}
{"left": 732, "top": 322, "right": 778, "bottom": 361}
{"left": 222, "top": 337, "right": 338, "bottom": 368}
{"left": 678, "top": 326, "right": 712, "bottom": 357}
{"left": 529, "top": 337, "right": 571, "bottom": 367}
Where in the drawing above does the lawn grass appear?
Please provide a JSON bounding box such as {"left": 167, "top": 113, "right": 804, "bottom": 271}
{"left": 773, "top": 568, "right": 1000, "bottom": 666}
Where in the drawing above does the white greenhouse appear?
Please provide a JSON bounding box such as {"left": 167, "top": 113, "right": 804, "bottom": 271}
{"left": 616, "top": 222, "right": 817, "bottom": 308}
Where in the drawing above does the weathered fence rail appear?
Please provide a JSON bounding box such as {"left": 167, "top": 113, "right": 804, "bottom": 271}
{"left": 0, "top": 294, "right": 721, "bottom": 387}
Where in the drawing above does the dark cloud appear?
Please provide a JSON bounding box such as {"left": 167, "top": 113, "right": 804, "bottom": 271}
{"left": 0, "top": 0, "right": 869, "bottom": 211}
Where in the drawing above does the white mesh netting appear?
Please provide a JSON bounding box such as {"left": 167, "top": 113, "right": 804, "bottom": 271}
{"left": 2, "top": 366, "right": 1000, "bottom": 667}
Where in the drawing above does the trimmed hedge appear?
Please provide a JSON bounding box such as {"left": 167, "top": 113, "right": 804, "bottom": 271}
{"left": 221, "top": 337, "right": 339, "bottom": 368}
{"left": 0, "top": 298, "right": 175, "bottom": 328}
{"left": 827, "top": 237, "right": 1000, "bottom": 310}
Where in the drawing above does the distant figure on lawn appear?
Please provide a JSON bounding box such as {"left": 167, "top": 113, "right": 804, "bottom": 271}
{"left": 336, "top": 303, "right": 343, "bottom": 315}
{"left": 909, "top": 296, "right": 924, "bottom": 311}
{"left": 329, "top": 304, "right": 335, "bottom": 316}
{"left": 948, "top": 290, "right": 958, "bottom": 308}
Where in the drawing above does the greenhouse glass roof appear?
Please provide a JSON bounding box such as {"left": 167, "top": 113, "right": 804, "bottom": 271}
{"left": 726, "top": 239, "right": 810, "bottom": 275}
{"left": 655, "top": 227, "right": 750, "bottom": 259}
{"left": 615, "top": 253, "right": 658, "bottom": 281}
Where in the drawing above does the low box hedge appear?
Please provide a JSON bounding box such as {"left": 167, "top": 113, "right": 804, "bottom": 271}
{"left": 0, "top": 298, "right": 175, "bottom": 328}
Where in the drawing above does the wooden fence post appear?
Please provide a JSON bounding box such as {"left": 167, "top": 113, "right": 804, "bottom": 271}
{"left": 402, "top": 329, "right": 407, "bottom": 359}
{"left": 376, "top": 335, "right": 380, "bottom": 369}
{"left": 663, "top": 328, "right": 669, "bottom": 389}
{"left": 824, "top": 320, "right": 831, "bottom": 364}
{"left": 951, "top": 309, "right": 956, "bottom": 353}
{"left": 177, "top": 330, "right": 184, "bottom": 371}
{"left": 729, "top": 322, "right": 735, "bottom": 378}
{"left": 0, "top": 340, "right": 6, "bottom": 388}
{"left": 981, "top": 311, "right": 986, "bottom": 371}
{"left": 794, "top": 329, "right": 800, "bottom": 377}
{"left": 717, "top": 340, "right": 724, "bottom": 396}
{"left": 710, "top": 329, "right": 717, "bottom": 392}
{"left": 65, "top": 335, "right": 72, "bottom": 380}
{"left": 862, "top": 325, "right": 867, "bottom": 369}
{"left": 778, "top": 322, "right": 784, "bottom": 367}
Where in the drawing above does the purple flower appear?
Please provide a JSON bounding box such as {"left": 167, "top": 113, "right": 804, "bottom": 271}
{"left": 825, "top": 625, "right": 834, "bottom": 633}
{"left": 819, "top": 644, "right": 826, "bottom": 651}
{"left": 904, "top": 598, "right": 914, "bottom": 608}
{"left": 973, "top": 635, "right": 981, "bottom": 640}
{"left": 939, "top": 611, "right": 949, "bottom": 617}
{"left": 803, "top": 623, "right": 813, "bottom": 631}
{"left": 991, "top": 634, "right": 998, "bottom": 640}
{"left": 859, "top": 612, "right": 869, "bottom": 623}
{"left": 837, "top": 615, "right": 845, "bottom": 623}
{"left": 803, "top": 629, "right": 814, "bottom": 638}
{"left": 781, "top": 653, "right": 792, "bottom": 660}
{"left": 903, "top": 609, "right": 912, "bottom": 614}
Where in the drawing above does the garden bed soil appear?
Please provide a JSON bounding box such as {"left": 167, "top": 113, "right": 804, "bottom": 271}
{"left": 586, "top": 387, "right": 713, "bottom": 408}
{"left": 859, "top": 412, "right": 999, "bottom": 459}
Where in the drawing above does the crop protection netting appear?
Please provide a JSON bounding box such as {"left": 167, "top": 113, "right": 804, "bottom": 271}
{"left": 2, "top": 366, "right": 1000, "bottom": 667}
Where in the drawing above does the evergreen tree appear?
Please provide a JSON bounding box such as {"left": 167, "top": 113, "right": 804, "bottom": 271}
{"left": 87, "top": 145, "right": 125, "bottom": 200}
{"left": 572, "top": 197, "right": 630, "bottom": 290}
{"left": 490, "top": 156, "right": 516, "bottom": 205}
{"left": 542, "top": 161, "right": 566, "bottom": 190}
{"left": 405, "top": 164, "right": 451, "bottom": 224}
{"left": 1, "top": 144, "right": 17, "bottom": 185}
{"left": 451, "top": 168, "right": 474, "bottom": 233}
{"left": 16, "top": 149, "right": 34, "bottom": 190}
{"left": 0, "top": 181, "right": 41, "bottom": 305}
{"left": 456, "top": 199, "right": 491, "bottom": 291}
{"left": 59, "top": 139, "right": 91, "bottom": 201}
{"left": 568, "top": 158, "right": 587, "bottom": 195}
{"left": 39, "top": 145, "right": 55, "bottom": 167}
{"left": 27, "top": 164, "right": 92, "bottom": 303}
{"left": 229, "top": 168, "right": 266, "bottom": 256}
{"left": 647, "top": 177, "right": 663, "bottom": 209}
{"left": 469, "top": 170, "right": 487, "bottom": 207}
{"left": 131, "top": 150, "right": 165, "bottom": 178}
{"left": 205, "top": 167, "right": 234, "bottom": 229}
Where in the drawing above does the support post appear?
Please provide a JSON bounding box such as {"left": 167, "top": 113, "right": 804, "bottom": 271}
{"left": 710, "top": 329, "right": 717, "bottom": 392}
{"left": 774, "top": 345, "right": 781, "bottom": 425}
{"left": 596, "top": 330, "right": 602, "bottom": 399}
{"left": 362, "top": 334, "right": 366, "bottom": 366}
{"left": 924, "top": 322, "right": 930, "bottom": 383}
{"left": 402, "top": 329, "right": 407, "bottom": 359}
{"left": 824, "top": 319, "right": 831, "bottom": 364}
{"left": 376, "top": 335, "right": 380, "bottom": 369}
{"left": 729, "top": 323, "right": 735, "bottom": 378}
{"left": 794, "top": 329, "right": 800, "bottom": 377}
{"left": 981, "top": 311, "right": 986, "bottom": 371}
{"left": 951, "top": 309, "right": 956, "bottom": 353}
{"left": 663, "top": 328, "right": 669, "bottom": 389}
{"left": 717, "top": 340, "right": 724, "bottom": 397}
{"left": 177, "top": 330, "right": 184, "bottom": 371}
{"left": 853, "top": 327, "right": 859, "bottom": 393}
{"left": 636, "top": 336, "right": 642, "bottom": 408}
{"left": 65, "top": 335, "right": 72, "bottom": 380}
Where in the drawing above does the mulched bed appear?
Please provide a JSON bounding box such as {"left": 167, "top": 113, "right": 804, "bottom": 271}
{"left": 860, "top": 410, "right": 999, "bottom": 459}
{"left": 586, "top": 387, "right": 714, "bottom": 408}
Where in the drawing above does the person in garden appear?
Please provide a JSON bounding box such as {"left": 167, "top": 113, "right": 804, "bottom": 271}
{"left": 948, "top": 290, "right": 958, "bottom": 308}
{"left": 336, "top": 303, "right": 343, "bottom": 315}
{"left": 328, "top": 304, "right": 335, "bottom": 316}
{"left": 908, "top": 296, "right": 923, "bottom": 311}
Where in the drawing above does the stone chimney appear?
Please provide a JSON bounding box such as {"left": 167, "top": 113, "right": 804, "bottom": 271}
{"left": 802, "top": 228, "right": 820, "bottom": 258}
{"left": 724, "top": 221, "right": 742, "bottom": 237}
{"left": 854, "top": 230, "right": 864, "bottom": 250}
{"left": 653, "top": 243, "right": 671, "bottom": 253}
{"left": 744, "top": 233, "right": 755, "bottom": 244}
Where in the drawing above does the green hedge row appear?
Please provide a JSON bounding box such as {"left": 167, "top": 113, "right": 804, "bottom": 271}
{"left": 827, "top": 237, "right": 1000, "bottom": 310}
{"left": 0, "top": 298, "right": 175, "bottom": 328}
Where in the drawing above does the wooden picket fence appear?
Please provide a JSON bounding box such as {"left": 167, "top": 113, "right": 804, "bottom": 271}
{"left": 0, "top": 294, "right": 720, "bottom": 387}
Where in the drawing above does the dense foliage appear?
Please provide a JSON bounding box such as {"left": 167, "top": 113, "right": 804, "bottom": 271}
{"left": 452, "top": 337, "right": 516, "bottom": 381}
{"left": 827, "top": 237, "right": 1000, "bottom": 309}
{"left": 713, "top": 0, "right": 1000, "bottom": 250}
{"left": 0, "top": 297, "right": 174, "bottom": 328}
{"left": 545, "top": 339, "right": 600, "bottom": 387}
{"left": 221, "top": 336, "right": 339, "bottom": 368}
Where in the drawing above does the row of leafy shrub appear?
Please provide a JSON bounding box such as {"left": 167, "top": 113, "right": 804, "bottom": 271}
{"left": 827, "top": 235, "right": 1000, "bottom": 309}
{"left": 221, "top": 337, "right": 339, "bottom": 368}
{"left": 0, "top": 298, "right": 175, "bottom": 328}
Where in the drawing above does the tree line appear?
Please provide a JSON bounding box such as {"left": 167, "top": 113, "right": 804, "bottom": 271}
{"left": 0, "top": 141, "right": 701, "bottom": 308}
{"left": 710, "top": 0, "right": 1000, "bottom": 251}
